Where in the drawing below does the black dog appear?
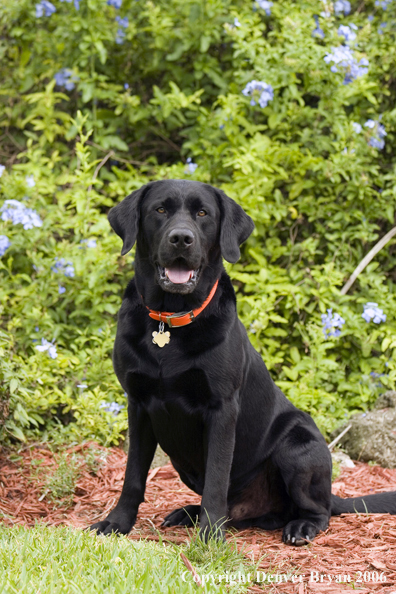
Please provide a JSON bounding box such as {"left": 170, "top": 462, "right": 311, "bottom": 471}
{"left": 91, "top": 179, "right": 396, "bottom": 545}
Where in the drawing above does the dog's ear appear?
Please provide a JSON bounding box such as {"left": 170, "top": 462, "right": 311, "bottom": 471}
{"left": 108, "top": 183, "right": 153, "bottom": 255}
{"left": 215, "top": 189, "right": 254, "bottom": 263}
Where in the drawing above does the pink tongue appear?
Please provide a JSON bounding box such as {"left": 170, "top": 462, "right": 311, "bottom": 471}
{"left": 165, "top": 267, "right": 193, "bottom": 284}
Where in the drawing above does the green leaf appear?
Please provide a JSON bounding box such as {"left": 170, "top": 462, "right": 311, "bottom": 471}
{"left": 20, "top": 48, "right": 31, "bottom": 67}
{"left": 99, "top": 135, "right": 129, "bottom": 151}
{"left": 94, "top": 40, "right": 107, "bottom": 65}
{"left": 200, "top": 35, "right": 211, "bottom": 53}
{"left": 382, "top": 337, "right": 392, "bottom": 352}
{"left": 289, "top": 347, "right": 301, "bottom": 364}
{"left": 166, "top": 44, "right": 187, "bottom": 62}
{"left": 10, "top": 379, "right": 18, "bottom": 394}
{"left": 7, "top": 424, "right": 26, "bottom": 442}
{"left": 282, "top": 366, "right": 298, "bottom": 381}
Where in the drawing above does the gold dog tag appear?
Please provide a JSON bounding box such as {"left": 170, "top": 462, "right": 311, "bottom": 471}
{"left": 152, "top": 322, "right": 171, "bottom": 348}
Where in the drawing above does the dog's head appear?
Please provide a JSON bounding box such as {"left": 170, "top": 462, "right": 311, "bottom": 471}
{"left": 108, "top": 180, "right": 254, "bottom": 295}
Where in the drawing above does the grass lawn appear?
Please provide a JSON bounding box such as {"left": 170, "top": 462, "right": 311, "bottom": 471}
{"left": 0, "top": 525, "right": 259, "bottom": 593}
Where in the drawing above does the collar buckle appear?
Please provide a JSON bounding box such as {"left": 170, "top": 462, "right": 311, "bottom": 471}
{"left": 165, "top": 311, "right": 195, "bottom": 328}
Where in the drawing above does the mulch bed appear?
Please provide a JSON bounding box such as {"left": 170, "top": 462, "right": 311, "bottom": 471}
{"left": 1, "top": 442, "right": 396, "bottom": 593}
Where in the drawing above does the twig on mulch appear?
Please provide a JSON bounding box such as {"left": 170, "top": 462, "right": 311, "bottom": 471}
{"left": 180, "top": 552, "right": 203, "bottom": 588}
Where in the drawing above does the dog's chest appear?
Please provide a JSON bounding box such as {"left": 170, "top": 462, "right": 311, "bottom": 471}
{"left": 127, "top": 367, "right": 211, "bottom": 470}
{"left": 126, "top": 364, "right": 217, "bottom": 412}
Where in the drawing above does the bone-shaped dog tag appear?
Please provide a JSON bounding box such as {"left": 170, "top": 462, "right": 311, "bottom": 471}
{"left": 152, "top": 329, "right": 171, "bottom": 347}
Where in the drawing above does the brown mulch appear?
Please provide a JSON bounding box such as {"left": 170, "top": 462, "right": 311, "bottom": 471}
{"left": 1, "top": 443, "right": 396, "bottom": 593}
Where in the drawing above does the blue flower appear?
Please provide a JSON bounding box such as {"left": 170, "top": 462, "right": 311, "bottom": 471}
{"left": 324, "top": 46, "right": 368, "bottom": 84}
{"left": 60, "top": 0, "right": 80, "bottom": 9}
{"left": 54, "top": 69, "right": 79, "bottom": 91}
{"left": 370, "top": 371, "right": 384, "bottom": 378}
{"left": 255, "top": 0, "right": 273, "bottom": 15}
{"left": 368, "top": 14, "right": 374, "bottom": 21}
{"left": 321, "top": 309, "right": 345, "bottom": 338}
{"left": 343, "top": 58, "right": 369, "bottom": 84}
{"left": 368, "top": 137, "right": 385, "bottom": 149}
{"left": 185, "top": 158, "right": 198, "bottom": 174}
{"left": 242, "top": 80, "right": 274, "bottom": 108}
{"left": 124, "top": 83, "right": 129, "bottom": 90}
{"left": 36, "top": 1, "right": 56, "bottom": 17}
{"left": 115, "top": 15, "right": 128, "bottom": 27}
{"left": 77, "top": 384, "right": 87, "bottom": 389}
{"left": 80, "top": 238, "right": 97, "bottom": 248}
{"left": 338, "top": 25, "right": 357, "bottom": 43}
{"left": 233, "top": 17, "right": 241, "bottom": 27}
{"left": 362, "top": 302, "right": 386, "bottom": 324}
{"left": 58, "top": 285, "right": 66, "bottom": 294}
{"left": 312, "top": 15, "right": 325, "bottom": 38}
{"left": 114, "top": 16, "right": 128, "bottom": 44}
{"left": 115, "top": 29, "right": 126, "bottom": 44}
{"left": 100, "top": 401, "right": 125, "bottom": 415}
{"left": 35, "top": 338, "right": 57, "bottom": 359}
{"left": 0, "top": 235, "right": 11, "bottom": 257}
{"left": 320, "top": 1, "right": 332, "bottom": 18}
{"left": 375, "top": 0, "right": 393, "bottom": 8}
{"left": 0, "top": 165, "right": 5, "bottom": 178}
{"left": 342, "top": 147, "right": 355, "bottom": 155}
{"left": 352, "top": 122, "right": 362, "bottom": 133}
{"left": 1, "top": 200, "right": 42, "bottom": 229}
{"left": 51, "top": 257, "right": 75, "bottom": 278}
{"left": 365, "top": 119, "right": 387, "bottom": 150}
{"left": 334, "top": 0, "right": 351, "bottom": 15}
{"left": 26, "top": 175, "right": 35, "bottom": 188}
{"left": 107, "top": 0, "right": 122, "bottom": 7}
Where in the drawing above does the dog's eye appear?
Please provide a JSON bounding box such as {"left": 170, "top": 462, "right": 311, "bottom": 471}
{"left": 197, "top": 210, "right": 207, "bottom": 217}
{"left": 156, "top": 207, "right": 166, "bottom": 214}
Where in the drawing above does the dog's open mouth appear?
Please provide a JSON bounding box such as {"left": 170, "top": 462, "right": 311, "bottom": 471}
{"left": 157, "top": 261, "right": 200, "bottom": 293}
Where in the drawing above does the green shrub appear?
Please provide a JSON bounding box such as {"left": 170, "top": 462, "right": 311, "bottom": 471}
{"left": 42, "top": 453, "right": 81, "bottom": 507}
{"left": 1, "top": 0, "right": 396, "bottom": 443}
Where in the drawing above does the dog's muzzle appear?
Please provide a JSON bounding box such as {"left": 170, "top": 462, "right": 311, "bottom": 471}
{"left": 156, "top": 263, "right": 201, "bottom": 294}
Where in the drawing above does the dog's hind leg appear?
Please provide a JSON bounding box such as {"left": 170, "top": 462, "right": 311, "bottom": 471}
{"left": 272, "top": 427, "right": 333, "bottom": 546}
{"left": 162, "top": 505, "right": 201, "bottom": 527}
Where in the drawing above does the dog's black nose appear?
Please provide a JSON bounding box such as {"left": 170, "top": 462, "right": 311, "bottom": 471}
{"left": 168, "top": 228, "right": 195, "bottom": 248}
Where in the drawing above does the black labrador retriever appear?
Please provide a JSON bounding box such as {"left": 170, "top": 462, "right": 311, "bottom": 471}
{"left": 91, "top": 179, "right": 396, "bottom": 545}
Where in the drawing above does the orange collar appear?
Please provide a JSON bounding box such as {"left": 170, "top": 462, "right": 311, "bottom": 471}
{"left": 146, "top": 280, "right": 219, "bottom": 328}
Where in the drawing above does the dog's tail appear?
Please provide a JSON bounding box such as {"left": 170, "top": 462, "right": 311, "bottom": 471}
{"left": 331, "top": 492, "right": 396, "bottom": 515}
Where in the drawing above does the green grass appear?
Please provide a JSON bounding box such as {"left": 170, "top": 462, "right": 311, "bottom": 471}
{"left": 0, "top": 525, "right": 262, "bottom": 593}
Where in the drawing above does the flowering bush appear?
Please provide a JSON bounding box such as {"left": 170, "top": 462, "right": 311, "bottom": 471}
{"left": 1, "top": 0, "right": 396, "bottom": 442}
{"left": 242, "top": 80, "right": 274, "bottom": 108}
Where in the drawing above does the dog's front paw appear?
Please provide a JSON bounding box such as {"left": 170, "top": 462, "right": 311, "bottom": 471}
{"left": 89, "top": 512, "right": 135, "bottom": 536}
{"left": 162, "top": 504, "right": 200, "bottom": 527}
{"left": 282, "top": 519, "right": 321, "bottom": 546}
